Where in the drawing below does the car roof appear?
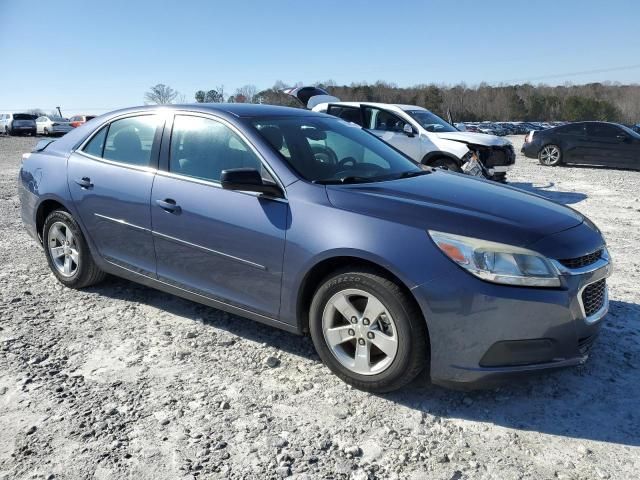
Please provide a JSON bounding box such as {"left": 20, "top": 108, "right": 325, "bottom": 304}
{"left": 97, "top": 103, "right": 320, "bottom": 119}
{"left": 318, "top": 101, "right": 427, "bottom": 113}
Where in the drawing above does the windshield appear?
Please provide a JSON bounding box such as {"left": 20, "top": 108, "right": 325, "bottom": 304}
{"left": 405, "top": 110, "right": 458, "bottom": 133}
{"left": 620, "top": 124, "right": 640, "bottom": 139}
{"left": 252, "top": 117, "right": 424, "bottom": 184}
{"left": 14, "top": 114, "right": 34, "bottom": 120}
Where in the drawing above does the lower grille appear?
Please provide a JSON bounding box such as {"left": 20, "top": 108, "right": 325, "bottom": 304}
{"left": 581, "top": 279, "right": 606, "bottom": 317}
{"left": 578, "top": 334, "right": 598, "bottom": 355}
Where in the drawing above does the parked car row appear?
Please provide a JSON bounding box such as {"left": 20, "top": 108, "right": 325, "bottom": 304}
{"left": 462, "top": 121, "right": 565, "bottom": 136}
{"left": 0, "top": 112, "right": 95, "bottom": 136}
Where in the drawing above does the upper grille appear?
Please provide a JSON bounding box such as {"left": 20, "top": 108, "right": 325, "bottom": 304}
{"left": 559, "top": 249, "right": 603, "bottom": 269}
{"left": 581, "top": 279, "right": 606, "bottom": 317}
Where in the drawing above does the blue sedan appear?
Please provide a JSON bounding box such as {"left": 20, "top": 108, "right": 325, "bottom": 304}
{"left": 19, "top": 104, "right": 612, "bottom": 391}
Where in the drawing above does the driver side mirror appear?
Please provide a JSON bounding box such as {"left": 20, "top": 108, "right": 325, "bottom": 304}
{"left": 403, "top": 123, "right": 415, "bottom": 137}
{"left": 220, "top": 168, "right": 284, "bottom": 198}
{"left": 616, "top": 134, "right": 629, "bottom": 142}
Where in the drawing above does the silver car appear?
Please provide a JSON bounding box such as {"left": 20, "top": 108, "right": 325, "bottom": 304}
{"left": 36, "top": 116, "right": 73, "bottom": 136}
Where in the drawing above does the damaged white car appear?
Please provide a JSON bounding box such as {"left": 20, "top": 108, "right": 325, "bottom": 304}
{"left": 285, "top": 86, "right": 515, "bottom": 182}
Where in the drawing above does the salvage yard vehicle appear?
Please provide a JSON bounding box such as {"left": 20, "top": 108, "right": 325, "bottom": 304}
{"left": 20, "top": 104, "right": 612, "bottom": 392}
{"left": 36, "top": 115, "right": 73, "bottom": 136}
{"left": 69, "top": 115, "right": 96, "bottom": 128}
{"left": 284, "top": 87, "right": 515, "bottom": 182}
{"left": 522, "top": 121, "right": 640, "bottom": 170}
{"left": 0, "top": 113, "right": 37, "bottom": 136}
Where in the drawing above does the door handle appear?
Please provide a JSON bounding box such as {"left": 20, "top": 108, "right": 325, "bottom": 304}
{"left": 74, "top": 177, "right": 93, "bottom": 189}
{"left": 156, "top": 198, "right": 181, "bottom": 214}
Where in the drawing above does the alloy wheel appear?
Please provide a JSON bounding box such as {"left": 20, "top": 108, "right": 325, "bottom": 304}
{"left": 540, "top": 145, "right": 560, "bottom": 165}
{"left": 322, "top": 288, "right": 398, "bottom": 375}
{"left": 47, "top": 221, "right": 79, "bottom": 277}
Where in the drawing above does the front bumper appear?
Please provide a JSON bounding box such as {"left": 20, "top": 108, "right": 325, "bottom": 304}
{"left": 414, "top": 244, "right": 611, "bottom": 389}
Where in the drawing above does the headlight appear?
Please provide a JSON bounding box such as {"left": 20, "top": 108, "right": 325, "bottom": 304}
{"left": 428, "top": 231, "right": 560, "bottom": 287}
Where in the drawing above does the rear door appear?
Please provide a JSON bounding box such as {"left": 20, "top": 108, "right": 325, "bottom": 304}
{"left": 67, "top": 113, "right": 163, "bottom": 276}
{"left": 360, "top": 105, "right": 421, "bottom": 160}
{"left": 151, "top": 113, "right": 288, "bottom": 318}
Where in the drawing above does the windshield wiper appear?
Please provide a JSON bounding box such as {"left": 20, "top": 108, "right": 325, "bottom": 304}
{"left": 314, "top": 176, "right": 372, "bottom": 185}
{"left": 396, "top": 170, "right": 431, "bottom": 179}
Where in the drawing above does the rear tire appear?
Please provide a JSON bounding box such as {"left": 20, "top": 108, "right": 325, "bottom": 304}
{"left": 538, "top": 144, "right": 562, "bottom": 166}
{"left": 43, "top": 209, "right": 106, "bottom": 289}
{"left": 309, "top": 267, "right": 428, "bottom": 393}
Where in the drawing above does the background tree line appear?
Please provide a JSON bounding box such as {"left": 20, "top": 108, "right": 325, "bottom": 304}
{"left": 146, "top": 81, "right": 640, "bottom": 123}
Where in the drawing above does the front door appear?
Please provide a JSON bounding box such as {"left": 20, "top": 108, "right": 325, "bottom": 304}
{"left": 582, "top": 123, "right": 637, "bottom": 168}
{"left": 151, "top": 113, "right": 288, "bottom": 318}
{"left": 67, "top": 114, "right": 162, "bottom": 276}
{"left": 361, "top": 106, "right": 422, "bottom": 160}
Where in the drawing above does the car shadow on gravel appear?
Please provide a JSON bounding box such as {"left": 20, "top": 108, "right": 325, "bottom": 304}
{"left": 509, "top": 182, "right": 587, "bottom": 205}
{"left": 87, "top": 277, "right": 639, "bottom": 446}
{"left": 385, "top": 299, "right": 640, "bottom": 447}
{"left": 85, "top": 276, "right": 319, "bottom": 359}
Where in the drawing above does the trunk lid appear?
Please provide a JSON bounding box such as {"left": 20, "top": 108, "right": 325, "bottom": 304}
{"left": 283, "top": 86, "right": 340, "bottom": 110}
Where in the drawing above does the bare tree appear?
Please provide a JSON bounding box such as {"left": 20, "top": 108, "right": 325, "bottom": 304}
{"left": 27, "top": 108, "right": 46, "bottom": 117}
{"left": 234, "top": 85, "right": 258, "bottom": 103}
{"left": 144, "top": 84, "right": 179, "bottom": 105}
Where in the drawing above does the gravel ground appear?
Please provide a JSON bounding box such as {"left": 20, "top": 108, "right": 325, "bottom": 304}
{"left": 0, "top": 134, "right": 638, "bottom": 480}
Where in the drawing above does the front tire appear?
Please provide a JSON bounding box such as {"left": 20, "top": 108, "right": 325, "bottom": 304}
{"left": 538, "top": 144, "right": 562, "bottom": 166}
{"left": 429, "top": 157, "right": 462, "bottom": 172}
{"left": 309, "top": 268, "right": 428, "bottom": 393}
{"left": 43, "top": 209, "right": 106, "bottom": 288}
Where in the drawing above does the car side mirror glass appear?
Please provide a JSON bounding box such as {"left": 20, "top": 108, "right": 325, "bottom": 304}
{"left": 616, "top": 134, "right": 628, "bottom": 142}
{"left": 220, "top": 168, "right": 283, "bottom": 198}
{"left": 403, "top": 123, "right": 415, "bottom": 137}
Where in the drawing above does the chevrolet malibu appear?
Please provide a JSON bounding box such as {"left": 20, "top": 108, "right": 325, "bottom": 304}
{"left": 19, "top": 104, "right": 612, "bottom": 392}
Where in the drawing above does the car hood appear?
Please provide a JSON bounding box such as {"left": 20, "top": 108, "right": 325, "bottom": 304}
{"left": 326, "top": 171, "right": 584, "bottom": 249}
{"left": 435, "top": 131, "right": 510, "bottom": 147}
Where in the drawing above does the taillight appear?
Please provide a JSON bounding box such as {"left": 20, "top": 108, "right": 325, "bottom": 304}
{"left": 525, "top": 131, "right": 534, "bottom": 143}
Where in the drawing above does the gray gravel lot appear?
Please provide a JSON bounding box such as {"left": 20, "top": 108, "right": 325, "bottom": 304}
{"left": 0, "top": 134, "right": 639, "bottom": 480}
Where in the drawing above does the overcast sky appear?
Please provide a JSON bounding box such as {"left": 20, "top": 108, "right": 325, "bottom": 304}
{"left": 1, "top": 0, "right": 639, "bottom": 115}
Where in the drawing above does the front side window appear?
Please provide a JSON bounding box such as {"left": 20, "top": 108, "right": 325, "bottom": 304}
{"left": 362, "top": 107, "right": 410, "bottom": 133}
{"left": 102, "top": 115, "right": 160, "bottom": 167}
{"left": 587, "top": 123, "right": 621, "bottom": 139}
{"left": 169, "top": 115, "right": 263, "bottom": 183}
{"left": 252, "top": 117, "right": 423, "bottom": 184}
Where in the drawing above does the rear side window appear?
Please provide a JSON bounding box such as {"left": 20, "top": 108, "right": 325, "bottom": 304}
{"left": 556, "top": 124, "right": 585, "bottom": 136}
{"left": 83, "top": 125, "right": 108, "bottom": 157}
{"left": 103, "top": 115, "right": 160, "bottom": 167}
{"left": 327, "top": 105, "right": 363, "bottom": 126}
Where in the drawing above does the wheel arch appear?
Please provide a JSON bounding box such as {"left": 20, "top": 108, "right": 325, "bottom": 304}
{"left": 421, "top": 151, "right": 462, "bottom": 167}
{"left": 295, "top": 255, "right": 429, "bottom": 341}
{"left": 35, "top": 197, "right": 71, "bottom": 243}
